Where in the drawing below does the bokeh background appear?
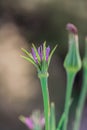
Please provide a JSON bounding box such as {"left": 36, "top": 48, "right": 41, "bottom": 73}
{"left": 0, "top": 0, "right": 87, "bottom": 130}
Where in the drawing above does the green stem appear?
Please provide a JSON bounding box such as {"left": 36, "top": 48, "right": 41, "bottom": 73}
{"left": 39, "top": 75, "right": 50, "bottom": 130}
{"left": 57, "top": 113, "right": 65, "bottom": 130}
{"left": 50, "top": 103, "right": 56, "bottom": 130}
{"left": 73, "top": 68, "right": 87, "bottom": 130}
{"left": 63, "top": 72, "right": 75, "bottom": 130}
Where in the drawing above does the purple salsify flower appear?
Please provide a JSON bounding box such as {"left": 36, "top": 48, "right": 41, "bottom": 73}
{"left": 25, "top": 117, "right": 34, "bottom": 130}
{"left": 66, "top": 23, "right": 78, "bottom": 34}
{"left": 31, "top": 48, "right": 38, "bottom": 63}
{"left": 21, "top": 42, "right": 57, "bottom": 70}
{"left": 38, "top": 45, "right": 43, "bottom": 61}
{"left": 46, "top": 46, "right": 50, "bottom": 61}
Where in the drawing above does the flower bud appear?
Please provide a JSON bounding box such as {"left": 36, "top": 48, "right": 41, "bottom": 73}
{"left": 64, "top": 23, "right": 82, "bottom": 73}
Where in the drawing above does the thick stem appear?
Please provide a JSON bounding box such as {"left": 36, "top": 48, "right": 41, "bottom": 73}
{"left": 73, "top": 69, "right": 87, "bottom": 130}
{"left": 63, "top": 72, "right": 75, "bottom": 130}
{"left": 39, "top": 75, "right": 50, "bottom": 130}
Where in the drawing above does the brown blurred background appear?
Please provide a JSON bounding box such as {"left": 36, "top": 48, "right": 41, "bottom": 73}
{"left": 0, "top": 0, "right": 87, "bottom": 130}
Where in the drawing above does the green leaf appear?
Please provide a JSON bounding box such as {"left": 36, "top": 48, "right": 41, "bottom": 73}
{"left": 48, "top": 45, "right": 57, "bottom": 65}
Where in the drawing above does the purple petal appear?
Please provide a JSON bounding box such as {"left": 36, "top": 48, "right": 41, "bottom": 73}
{"left": 25, "top": 117, "right": 34, "bottom": 129}
{"left": 31, "top": 48, "right": 38, "bottom": 63}
{"left": 38, "top": 45, "right": 43, "bottom": 61}
{"left": 46, "top": 46, "right": 50, "bottom": 61}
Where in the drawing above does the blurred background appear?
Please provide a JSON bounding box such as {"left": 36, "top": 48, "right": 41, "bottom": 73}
{"left": 0, "top": 0, "right": 87, "bottom": 130}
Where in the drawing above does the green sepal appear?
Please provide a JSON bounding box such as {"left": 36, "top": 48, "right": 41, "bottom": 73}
{"left": 48, "top": 45, "right": 57, "bottom": 65}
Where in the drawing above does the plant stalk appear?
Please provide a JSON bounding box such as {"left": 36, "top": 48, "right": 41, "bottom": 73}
{"left": 39, "top": 75, "right": 50, "bottom": 130}
{"left": 63, "top": 72, "right": 75, "bottom": 130}
{"left": 73, "top": 68, "right": 87, "bottom": 130}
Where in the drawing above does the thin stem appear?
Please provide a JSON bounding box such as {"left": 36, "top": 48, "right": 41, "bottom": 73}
{"left": 56, "top": 113, "right": 65, "bottom": 130}
{"left": 39, "top": 76, "right": 50, "bottom": 130}
{"left": 73, "top": 69, "right": 87, "bottom": 130}
{"left": 50, "top": 103, "right": 56, "bottom": 130}
{"left": 63, "top": 72, "right": 75, "bottom": 130}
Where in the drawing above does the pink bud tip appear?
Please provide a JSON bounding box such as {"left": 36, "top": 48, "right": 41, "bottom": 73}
{"left": 66, "top": 23, "right": 78, "bottom": 34}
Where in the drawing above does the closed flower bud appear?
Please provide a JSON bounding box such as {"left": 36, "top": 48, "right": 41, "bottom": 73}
{"left": 64, "top": 23, "right": 82, "bottom": 73}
